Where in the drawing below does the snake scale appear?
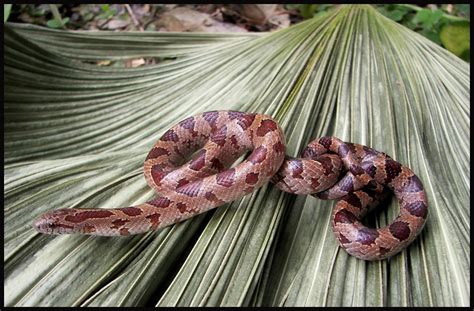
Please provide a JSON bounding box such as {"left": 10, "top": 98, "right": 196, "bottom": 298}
{"left": 33, "top": 111, "right": 428, "bottom": 260}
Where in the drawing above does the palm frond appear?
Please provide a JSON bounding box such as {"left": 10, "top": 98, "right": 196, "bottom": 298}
{"left": 4, "top": 5, "right": 469, "bottom": 307}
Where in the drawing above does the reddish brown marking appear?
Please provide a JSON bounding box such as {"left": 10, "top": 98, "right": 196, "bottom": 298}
{"left": 334, "top": 209, "right": 358, "bottom": 224}
{"left": 83, "top": 225, "right": 96, "bottom": 233}
{"left": 210, "top": 158, "right": 224, "bottom": 171}
{"left": 404, "top": 201, "right": 428, "bottom": 218}
{"left": 216, "top": 168, "right": 236, "bottom": 188}
{"left": 230, "top": 135, "right": 239, "bottom": 148}
{"left": 289, "top": 159, "right": 304, "bottom": 179}
{"left": 348, "top": 164, "right": 365, "bottom": 176}
{"left": 146, "top": 213, "right": 161, "bottom": 230}
{"left": 64, "top": 210, "right": 114, "bottom": 223}
{"left": 211, "top": 125, "right": 227, "bottom": 146}
{"left": 177, "top": 180, "right": 202, "bottom": 197}
{"left": 245, "top": 172, "right": 259, "bottom": 185}
{"left": 236, "top": 114, "right": 256, "bottom": 130}
{"left": 148, "top": 197, "right": 171, "bottom": 208}
{"left": 379, "top": 247, "right": 390, "bottom": 256}
{"left": 256, "top": 119, "right": 278, "bottom": 137}
{"left": 343, "top": 193, "right": 362, "bottom": 209}
{"left": 318, "top": 155, "right": 335, "bottom": 175}
{"left": 318, "top": 137, "right": 332, "bottom": 149}
{"left": 273, "top": 141, "right": 285, "bottom": 153}
{"left": 176, "top": 178, "right": 190, "bottom": 188}
{"left": 385, "top": 159, "right": 402, "bottom": 183}
{"left": 176, "top": 202, "right": 188, "bottom": 213}
{"left": 248, "top": 146, "right": 267, "bottom": 164}
{"left": 189, "top": 149, "right": 206, "bottom": 171}
{"left": 111, "top": 219, "right": 130, "bottom": 229}
{"left": 310, "top": 177, "right": 321, "bottom": 189}
{"left": 151, "top": 165, "right": 169, "bottom": 184}
{"left": 121, "top": 207, "right": 143, "bottom": 217}
{"left": 389, "top": 221, "right": 411, "bottom": 241}
{"left": 204, "top": 191, "right": 223, "bottom": 204}
{"left": 161, "top": 129, "right": 179, "bottom": 142}
{"left": 146, "top": 147, "right": 170, "bottom": 160}
{"left": 120, "top": 228, "right": 130, "bottom": 236}
{"left": 146, "top": 213, "right": 161, "bottom": 229}
{"left": 404, "top": 175, "right": 424, "bottom": 192}
{"left": 356, "top": 228, "right": 379, "bottom": 245}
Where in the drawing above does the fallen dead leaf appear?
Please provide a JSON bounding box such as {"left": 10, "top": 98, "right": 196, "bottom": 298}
{"left": 105, "top": 19, "right": 130, "bottom": 30}
{"left": 238, "top": 4, "right": 278, "bottom": 25}
{"left": 156, "top": 6, "right": 247, "bottom": 32}
{"left": 223, "top": 4, "right": 290, "bottom": 31}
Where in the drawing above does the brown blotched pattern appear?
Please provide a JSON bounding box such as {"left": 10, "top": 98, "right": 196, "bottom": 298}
{"left": 272, "top": 136, "right": 428, "bottom": 260}
{"left": 32, "top": 114, "right": 427, "bottom": 261}
{"left": 33, "top": 111, "right": 286, "bottom": 239}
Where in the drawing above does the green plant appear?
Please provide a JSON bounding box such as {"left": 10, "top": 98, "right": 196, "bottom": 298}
{"left": 286, "top": 4, "right": 335, "bottom": 19}
{"left": 96, "top": 4, "right": 118, "bottom": 20}
{"left": 377, "top": 4, "right": 470, "bottom": 61}
{"left": 4, "top": 5, "right": 469, "bottom": 307}
{"left": 46, "top": 4, "right": 68, "bottom": 29}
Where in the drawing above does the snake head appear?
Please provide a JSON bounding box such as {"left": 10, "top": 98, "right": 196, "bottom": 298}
{"left": 32, "top": 209, "right": 77, "bottom": 234}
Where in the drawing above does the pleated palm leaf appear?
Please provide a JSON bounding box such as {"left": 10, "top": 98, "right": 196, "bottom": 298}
{"left": 4, "top": 5, "right": 469, "bottom": 307}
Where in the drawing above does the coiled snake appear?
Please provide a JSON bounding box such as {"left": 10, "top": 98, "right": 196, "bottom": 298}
{"left": 33, "top": 111, "right": 428, "bottom": 260}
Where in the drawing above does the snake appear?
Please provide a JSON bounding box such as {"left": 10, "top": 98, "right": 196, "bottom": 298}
{"left": 33, "top": 111, "right": 428, "bottom": 260}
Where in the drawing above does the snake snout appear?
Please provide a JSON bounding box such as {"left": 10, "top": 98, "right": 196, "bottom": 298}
{"left": 33, "top": 214, "right": 74, "bottom": 235}
{"left": 33, "top": 216, "right": 54, "bottom": 234}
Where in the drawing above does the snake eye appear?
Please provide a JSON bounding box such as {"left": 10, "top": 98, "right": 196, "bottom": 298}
{"left": 33, "top": 217, "right": 68, "bottom": 234}
{"left": 33, "top": 217, "right": 53, "bottom": 234}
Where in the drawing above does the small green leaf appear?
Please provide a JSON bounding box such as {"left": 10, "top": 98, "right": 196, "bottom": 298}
{"left": 46, "top": 17, "right": 69, "bottom": 29}
{"left": 440, "top": 21, "right": 470, "bottom": 61}
{"left": 414, "top": 9, "right": 444, "bottom": 29}
{"left": 413, "top": 8, "right": 431, "bottom": 24}
{"left": 387, "top": 9, "right": 407, "bottom": 22}
{"left": 430, "top": 9, "right": 444, "bottom": 25}
{"left": 4, "top": 4, "right": 12, "bottom": 23}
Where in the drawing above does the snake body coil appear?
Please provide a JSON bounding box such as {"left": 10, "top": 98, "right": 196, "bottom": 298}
{"left": 33, "top": 111, "right": 428, "bottom": 260}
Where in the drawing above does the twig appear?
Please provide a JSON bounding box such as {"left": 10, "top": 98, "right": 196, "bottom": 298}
{"left": 125, "top": 4, "right": 144, "bottom": 31}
